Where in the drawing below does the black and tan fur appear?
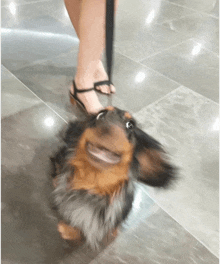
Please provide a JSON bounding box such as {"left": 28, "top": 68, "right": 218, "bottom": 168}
{"left": 51, "top": 107, "right": 176, "bottom": 249}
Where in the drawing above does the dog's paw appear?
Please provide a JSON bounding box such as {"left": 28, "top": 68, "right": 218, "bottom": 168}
{"left": 53, "top": 177, "right": 59, "bottom": 188}
{"left": 58, "top": 221, "right": 81, "bottom": 241}
{"left": 111, "top": 228, "right": 118, "bottom": 237}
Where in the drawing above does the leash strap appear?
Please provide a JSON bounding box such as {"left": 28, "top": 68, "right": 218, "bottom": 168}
{"left": 106, "top": 0, "right": 115, "bottom": 105}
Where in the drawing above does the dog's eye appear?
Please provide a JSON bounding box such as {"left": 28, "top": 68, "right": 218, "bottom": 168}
{"left": 96, "top": 110, "right": 107, "bottom": 120}
{"left": 126, "top": 121, "right": 135, "bottom": 130}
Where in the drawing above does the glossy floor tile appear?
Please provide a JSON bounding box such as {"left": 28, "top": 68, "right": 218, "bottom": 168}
{"left": 1, "top": 1, "right": 78, "bottom": 71}
{"left": 2, "top": 104, "right": 66, "bottom": 264}
{"left": 7, "top": 50, "right": 81, "bottom": 122}
{"left": 2, "top": 0, "right": 219, "bottom": 263}
{"left": 1, "top": 0, "right": 48, "bottom": 7}
{"left": 40, "top": 0, "right": 76, "bottom": 26}
{"left": 1, "top": 66, "right": 41, "bottom": 118}
{"left": 134, "top": 86, "right": 219, "bottom": 257}
{"left": 112, "top": 0, "right": 197, "bottom": 62}
{"left": 91, "top": 202, "right": 218, "bottom": 264}
{"left": 118, "top": 0, "right": 195, "bottom": 25}
{"left": 166, "top": 0, "right": 219, "bottom": 18}
{"left": 1, "top": 92, "right": 111, "bottom": 264}
{"left": 10, "top": 51, "right": 180, "bottom": 118}
{"left": 142, "top": 39, "right": 219, "bottom": 102}
{"left": 114, "top": 13, "right": 191, "bottom": 62}
{"left": 162, "top": 13, "right": 219, "bottom": 54}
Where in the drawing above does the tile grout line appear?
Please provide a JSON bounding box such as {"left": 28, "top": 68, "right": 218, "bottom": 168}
{"left": 159, "top": 9, "right": 219, "bottom": 54}
{"left": 163, "top": 0, "right": 219, "bottom": 19}
{"left": 1, "top": 0, "right": 218, "bottom": 260}
{"left": 91, "top": 87, "right": 219, "bottom": 262}
{"left": 115, "top": 45, "right": 196, "bottom": 92}
{"left": 158, "top": 17, "right": 219, "bottom": 57}
{"left": 141, "top": 187, "right": 219, "bottom": 259}
{"left": 134, "top": 86, "right": 183, "bottom": 116}
{"left": 136, "top": 84, "right": 219, "bottom": 114}
{"left": 1, "top": 0, "right": 51, "bottom": 8}
{"left": 2, "top": 46, "right": 218, "bottom": 122}
{"left": 114, "top": 47, "right": 184, "bottom": 87}
{"left": 160, "top": 9, "right": 219, "bottom": 23}
{"left": 115, "top": 48, "right": 217, "bottom": 107}
{"left": 139, "top": 36, "right": 218, "bottom": 60}
{"left": 136, "top": 63, "right": 218, "bottom": 106}
{"left": 2, "top": 69, "right": 218, "bottom": 260}
{"left": 138, "top": 37, "right": 193, "bottom": 60}
{"left": 133, "top": 85, "right": 219, "bottom": 256}
{"left": 89, "top": 181, "right": 219, "bottom": 263}
{"left": 138, "top": 57, "right": 219, "bottom": 97}
{"left": 1, "top": 66, "right": 68, "bottom": 124}
{"left": 4, "top": 40, "right": 216, "bottom": 121}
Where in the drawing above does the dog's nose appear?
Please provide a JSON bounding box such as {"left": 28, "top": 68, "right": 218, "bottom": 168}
{"left": 95, "top": 108, "right": 126, "bottom": 137}
{"left": 96, "top": 110, "right": 108, "bottom": 120}
{"left": 95, "top": 111, "right": 114, "bottom": 134}
{"left": 96, "top": 121, "right": 115, "bottom": 137}
{"left": 98, "top": 124, "right": 112, "bottom": 136}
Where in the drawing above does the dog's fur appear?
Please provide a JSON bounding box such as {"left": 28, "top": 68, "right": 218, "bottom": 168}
{"left": 51, "top": 107, "right": 176, "bottom": 249}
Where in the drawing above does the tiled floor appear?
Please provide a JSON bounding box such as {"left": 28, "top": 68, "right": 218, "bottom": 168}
{"left": 1, "top": 0, "right": 219, "bottom": 263}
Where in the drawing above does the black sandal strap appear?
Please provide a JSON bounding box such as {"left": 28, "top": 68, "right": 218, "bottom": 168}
{"left": 94, "top": 80, "right": 112, "bottom": 88}
{"left": 73, "top": 80, "right": 94, "bottom": 95}
{"left": 69, "top": 90, "right": 86, "bottom": 110}
{"left": 76, "top": 87, "right": 94, "bottom": 93}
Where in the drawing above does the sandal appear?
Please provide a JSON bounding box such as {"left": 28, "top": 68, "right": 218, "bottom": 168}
{"left": 69, "top": 80, "right": 95, "bottom": 113}
{"left": 94, "top": 80, "right": 114, "bottom": 94}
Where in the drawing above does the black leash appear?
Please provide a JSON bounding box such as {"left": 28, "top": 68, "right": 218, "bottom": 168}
{"left": 105, "top": 0, "right": 115, "bottom": 106}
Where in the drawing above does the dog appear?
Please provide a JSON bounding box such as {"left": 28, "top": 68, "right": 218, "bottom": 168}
{"left": 51, "top": 106, "right": 176, "bottom": 249}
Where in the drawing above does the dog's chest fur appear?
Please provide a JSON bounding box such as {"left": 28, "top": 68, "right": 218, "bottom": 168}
{"left": 53, "top": 171, "right": 134, "bottom": 248}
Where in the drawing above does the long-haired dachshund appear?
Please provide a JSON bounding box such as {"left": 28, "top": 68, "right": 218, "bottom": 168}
{"left": 51, "top": 106, "right": 176, "bottom": 249}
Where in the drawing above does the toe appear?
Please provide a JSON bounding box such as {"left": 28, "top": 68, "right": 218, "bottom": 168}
{"left": 100, "top": 85, "right": 111, "bottom": 94}
{"left": 110, "top": 85, "right": 116, "bottom": 94}
{"left": 98, "top": 84, "right": 116, "bottom": 94}
{"left": 104, "top": 85, "right": 111, "bottom": 94}
{"left": 70, "top": 84, "right": 74, "bottom": 94}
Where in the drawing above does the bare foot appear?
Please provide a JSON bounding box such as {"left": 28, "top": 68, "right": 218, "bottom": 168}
{"left": 94, "top": 60, "right": 116, "bottom": 94}
{"left": 70, "top": 76, "right": 103, "bottom": 115}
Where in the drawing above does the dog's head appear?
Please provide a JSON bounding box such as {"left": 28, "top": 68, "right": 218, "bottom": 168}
{"left": 76, "top": 106, "right": 136, "bottom": 170}
{"left": 64, "top": 107, "right": 176, "bottom": 189}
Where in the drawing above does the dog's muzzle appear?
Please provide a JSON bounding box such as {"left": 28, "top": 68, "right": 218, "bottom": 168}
{"left": 86, "top": 142, "right": 121, "bottom": 165}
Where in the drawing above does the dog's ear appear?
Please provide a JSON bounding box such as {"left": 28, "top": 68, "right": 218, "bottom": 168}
{"left": 51, "top": 121, "right": 85, "bottom": 175}
{"left": 63, "top": 120, "right": 85, "bottom": 146}
{"left": 133, "top": 127, "right": 176, "bottom": 188}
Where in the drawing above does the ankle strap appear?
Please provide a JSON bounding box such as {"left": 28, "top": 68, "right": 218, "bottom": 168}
{"left": 73, "top": 80, "right": 94, "bottom": 95}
